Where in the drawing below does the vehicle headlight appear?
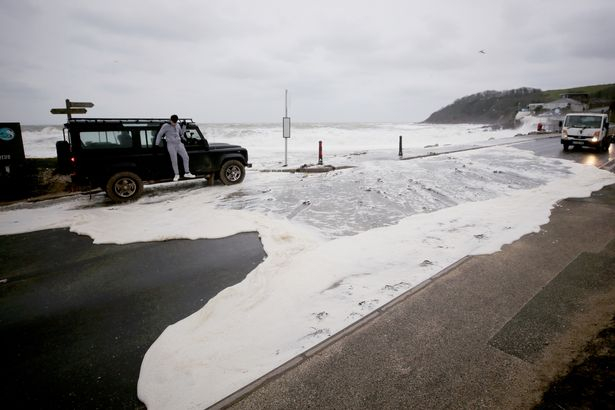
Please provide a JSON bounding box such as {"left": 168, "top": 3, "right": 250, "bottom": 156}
{"left": 592, "top": 136, "right": 598, "bottom": 142}
{"left": 562, "top": 129, "right": 568, "bottom": 138}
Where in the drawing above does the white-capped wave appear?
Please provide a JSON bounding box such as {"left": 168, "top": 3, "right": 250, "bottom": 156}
{"left": 21, "top": 122, "right": 535, "bottom": 162}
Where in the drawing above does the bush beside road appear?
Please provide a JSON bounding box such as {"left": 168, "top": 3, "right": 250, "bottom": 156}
{"left": 0, "top": 158, "right": 75, "bottom": 203}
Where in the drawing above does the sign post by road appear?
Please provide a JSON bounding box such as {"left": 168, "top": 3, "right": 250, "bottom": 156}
{"left": 283, "top": 90, "right": 290, "bottom": 167}
{"left": 50, "top": 99, "right": 94, "bottom": 121}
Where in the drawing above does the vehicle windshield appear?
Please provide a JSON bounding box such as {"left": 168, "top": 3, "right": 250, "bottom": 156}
{"left": 564, "top": 115, "right": 603, "bottom": 128}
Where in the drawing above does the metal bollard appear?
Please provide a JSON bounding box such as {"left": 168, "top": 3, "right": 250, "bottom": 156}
{"left": 318, "top": 141, "right": 323, "bottom": 165}
{"left": 398, "top": 135, "right": 403, "bottom": 158}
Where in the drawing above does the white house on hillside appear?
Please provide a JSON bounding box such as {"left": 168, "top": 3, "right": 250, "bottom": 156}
{"left": 515, "top": 97, "right": 587, "bottom": 132}
{"left": 542, "top": 97, "right": 587, "bottom": 112}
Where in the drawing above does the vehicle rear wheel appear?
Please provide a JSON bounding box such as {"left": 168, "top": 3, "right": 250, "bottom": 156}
{"left": 219, "top": 160, "right": 245, "bottom": 185}
{"left": 105, "top": 171, "right": 144, "bottom": 202}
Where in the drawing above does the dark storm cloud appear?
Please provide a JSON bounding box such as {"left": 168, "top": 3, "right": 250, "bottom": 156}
{"left": 1, "top": 0, "right": 614, "bottom": 124}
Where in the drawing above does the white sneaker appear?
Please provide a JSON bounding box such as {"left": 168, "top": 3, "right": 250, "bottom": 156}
{"left": 173, "top": 175, "right": 180, "bottom": 182}
{"left": 184, "top": 172, "right": 196, "bottom": 178}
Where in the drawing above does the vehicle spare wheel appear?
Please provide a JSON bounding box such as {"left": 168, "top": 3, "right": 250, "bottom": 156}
{"left": 105, "top": 171, "right": 144, "bottom": 202}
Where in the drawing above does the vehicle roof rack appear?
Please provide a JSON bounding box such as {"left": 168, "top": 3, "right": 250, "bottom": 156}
{"left": 67, "top": 118, "right": 195, "bottom": 124}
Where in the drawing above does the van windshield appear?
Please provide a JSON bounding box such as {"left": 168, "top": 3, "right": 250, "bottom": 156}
{"left": 564, "top": 115, "right": 603, "bottom": 129}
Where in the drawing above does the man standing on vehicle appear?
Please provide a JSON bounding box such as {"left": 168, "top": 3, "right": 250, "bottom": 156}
{"left": 155, "top": 114, "right": 196, "bottom": 181}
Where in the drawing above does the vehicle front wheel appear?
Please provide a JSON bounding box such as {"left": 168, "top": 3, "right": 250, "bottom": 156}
{"left": 562, "top": 143, "right": 569, "bottom": 152}
{"left": 219, "top": 160, "right": 245, "bottom": 185}
{"left": 105, "top": 171, "right": 144, "bottom": 202}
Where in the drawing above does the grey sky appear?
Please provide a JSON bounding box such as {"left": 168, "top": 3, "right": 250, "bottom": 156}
{"left": 1, "top": 0, "right": 614, "bottom": 124}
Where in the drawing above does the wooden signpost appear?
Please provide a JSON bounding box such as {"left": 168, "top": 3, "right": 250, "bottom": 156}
{"left": 50, "top": 99, "right": 94, "bottom": 120}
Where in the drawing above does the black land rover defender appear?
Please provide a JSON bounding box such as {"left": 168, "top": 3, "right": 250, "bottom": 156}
{"left": 56, "top": 118, "right": 251, "bottom": 202}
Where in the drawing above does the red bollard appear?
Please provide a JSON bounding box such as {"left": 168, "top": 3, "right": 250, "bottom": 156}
{"left": 318, "top": 141, "right": 323, "bottom": 165}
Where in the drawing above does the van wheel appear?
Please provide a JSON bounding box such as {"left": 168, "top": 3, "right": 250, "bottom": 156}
{"left": 219, "top": 160, "right": 245, "bottom": 185}
{"left": 105, "top": 171, "right": 144, "bottom": 202}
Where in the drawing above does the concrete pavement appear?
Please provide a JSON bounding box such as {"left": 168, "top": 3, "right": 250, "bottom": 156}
{"left": 215, "top": 179, "right": 615, "bottom": 408}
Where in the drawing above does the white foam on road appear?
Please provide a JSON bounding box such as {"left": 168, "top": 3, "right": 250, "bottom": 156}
{"left": 1, "top": 144, "right": 614, "bottom": 409}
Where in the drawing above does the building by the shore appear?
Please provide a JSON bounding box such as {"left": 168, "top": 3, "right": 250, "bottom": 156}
{"left": 514, "top": 92, "right": 614, "bottom": 132}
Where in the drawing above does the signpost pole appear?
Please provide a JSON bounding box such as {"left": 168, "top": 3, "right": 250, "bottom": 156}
{"left": 283, "top": 89, "right": 291, "bottom": 167}
{"left": 285, "top": 90, "right": 288, "bottom": 167}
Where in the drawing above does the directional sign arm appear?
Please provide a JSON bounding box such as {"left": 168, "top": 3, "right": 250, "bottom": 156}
{"left": 68, "top": 102, "right": 94, "bottom": 108}
{"left": 50, "top": 108, "right": 87, "bottom": 114}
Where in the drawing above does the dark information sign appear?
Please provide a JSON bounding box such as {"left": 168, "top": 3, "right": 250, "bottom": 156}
{"left": 0, "top": 123, "right": 25, "bottom": 171}
{"left": 0, "top": 122, "right": 27, "bottom": 200}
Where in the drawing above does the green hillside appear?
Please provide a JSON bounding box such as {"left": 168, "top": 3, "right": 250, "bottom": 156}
{"left": 542, "top": 83, "right": 615, "bottom": 102}
{"left": 424, "top": 83, "right": 615, "bottom": 128}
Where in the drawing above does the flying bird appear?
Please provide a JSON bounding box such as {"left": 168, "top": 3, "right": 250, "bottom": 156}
{"left": 479, "top": 50, "right": 486, "bottom": 54}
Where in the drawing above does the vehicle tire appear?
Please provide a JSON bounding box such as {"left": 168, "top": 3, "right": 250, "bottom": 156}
{"left": 219, "top": 160, "right": 245, "bottom": 185}
{"left": 105, "top": 171, "right": 144, "bottom": 202}
{"left": 562, "top": 143, "right": 569, "bottom": 152}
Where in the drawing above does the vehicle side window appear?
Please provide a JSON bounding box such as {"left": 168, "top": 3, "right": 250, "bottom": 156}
{"left": 139, "top": 130, "right": 154, "bottom": 148}
{"left": 80, "top": 131, "right": 131, "bottom": 149}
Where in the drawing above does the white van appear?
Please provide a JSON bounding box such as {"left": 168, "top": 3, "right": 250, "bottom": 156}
{"left": 561, "top": 113, "right": 611, "bottom": 152}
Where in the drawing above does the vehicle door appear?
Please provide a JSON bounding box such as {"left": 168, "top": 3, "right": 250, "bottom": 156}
{"left": 136, "top": 127, "right": 174, "bottom": 180}
{"left": 183, "top": 126, "right": 214, "bottom": 174}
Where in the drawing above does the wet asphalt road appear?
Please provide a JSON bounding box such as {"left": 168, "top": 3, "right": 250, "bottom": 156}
{"left": 514, "top": 134, "right": 615, "bottom": 166}
{"left": 0, "top": 229, "right": 266, "bottom": 409}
